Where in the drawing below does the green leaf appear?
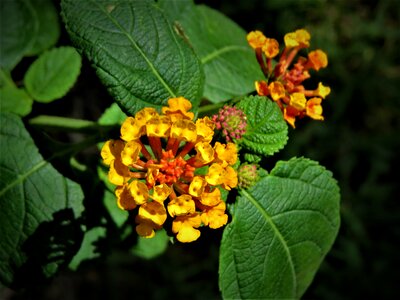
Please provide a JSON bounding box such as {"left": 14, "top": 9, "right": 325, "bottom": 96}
{"left": 26, "top": 0, "right": 61, "bottom": 56}
{"left": 103, "top": 189, "right": 128, "bottom": 228}
{"left": 0, "top": 113, "right": 84, "bottom": 287}
{"left": 219, "top": 158, "right": 340, "bottom": 299}
{"left": 69, "top": 227, "right": 106, "bottom": 271}
{"left": 166, "top": 3, "right": 263, "bottom": 103}
{"left": 243, "top": 153, "right": 262, "bottom": 163}
{"left": 0, "top": 86, "right": 33, "bottom": 116}
{"left": 98, "top": 103, "right": 127, "bottom": 126}
{"left": 24, "top": 46, "right": 82, "bottom": 102}
{"left": 132, "top": 229, "right": 170, "bottom": 260}
{"left": 0, "top": 0, "right": 38, "bottom": 70}
{"left": 61, "top": 0, "right": 204, "bottom": 114}
{"left": 0, "top": 69, "right": 15, "bottom": 89}
{"left": 237, "top": 95, "right": 288, "bottom": 156}
{"left": 157, "top": 0, "right": 194, "bottom": 21}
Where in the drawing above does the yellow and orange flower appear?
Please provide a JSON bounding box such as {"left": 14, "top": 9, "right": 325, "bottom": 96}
{"left": 246, "top": 29, "right": 330, "bottom": 128}
{"left": 101, "top": 97, "right": 238, "bottom": 243}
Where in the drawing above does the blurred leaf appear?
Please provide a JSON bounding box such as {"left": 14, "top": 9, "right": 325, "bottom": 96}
{"left": 163, "top": 2, "right": 263, "bottom": 102}
{"left": 0, "top": 113, "right": 84, "bottom": 287}
{"left": 98, "top": 103, "right": 127, "bottom": 126}
{"left": 237, "top": 95, "right": 288, "bottom": 156}
{"left": 69, "top": 227, "right": 107, "bottom": 271}
{"left": 0, "top": 69, "right": 13, "bottom": 88}
{"left": 132, "top": 229, "right": 170, "bottom": 260}
{"left": 61, "top": 0, "right": 204, "bottom": 114}
{"left": 0, "top": 0, "right": 38, "bottom": 70}
{"left": 0, "top": 86, "right": 33, "bottom": 116}
{"left": 219, "top": 157, "right": 340, "bottom": 299}
{"left": 24, "top": 47, "right": 82, "bottom": 102}
{"left": 157, "top": 0, "right": 194, "bottom": 20}
{"left": 103, "top": 189, "right": 129, "bottom": 228}
{"left": 26, "top": 0, "right": 61, "bottom": 56}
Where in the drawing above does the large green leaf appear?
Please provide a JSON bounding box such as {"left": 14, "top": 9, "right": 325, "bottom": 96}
{"left": 24, "top": 47, "right": 82, "bottom": 103}
{"left": 0, "top": 86, "right": 33, "bottom": 116}
{"left": 26, "top": 0, "right": 61, "bottom": 56}
{"left": 0, "top": 0, "right": 38, "bottom": 70}
{"left": 162, "top": 2, "right": 263, "bottom": 103}
{"left": 0, "top": 113, "right": 84, "bottom": 287}
{"left": 157, "top": 0, "right": 194, "bottom": 20}
{"left": 61, "top": 0, "right": 204, "bottom": 114}
{"left": 237, "top": 95, "right": 288, "bottom": 156}
{"left": 219, "top": 158, "right": 340, "bottom": 299}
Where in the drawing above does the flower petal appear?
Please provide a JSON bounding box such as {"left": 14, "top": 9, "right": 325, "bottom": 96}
{"left": 188, "top": 176, "right": 207, "bottom": 197}
{"left": 115, "top": 184, "right": 136, "bottom": 210}
{"left": 195, "top": 141, "right": 215, "bottom": 165}
{"left": 121, "top": 140, "right": 142, "bottom": 166}
{"left": 200, "top": 188, "right": 222, "bottom": 206}
{"left": 167, "top": 194, "right": 195, "bottom": 217}
{"left": 138, "top": 201, "right": 167, "bottom": 226}
{"left": 172, "top": 213, "right": 202, "bottom": 243}
{"left": 101, "top": 139, "right": 124, "bottom": 165}
{"left": 129, "top": 180, "right": 149, "bottom": 205}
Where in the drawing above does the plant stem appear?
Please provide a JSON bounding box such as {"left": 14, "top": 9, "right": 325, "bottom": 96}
{"left": 29, "top": 115, "right": 117, "bottom": 135}
{"left": 52, "top": 135, "right": 99, "bottom": 159}
{"left": 198, "top": 102, "right": 225, "bottom": 114}
{"left": 29, "top": 115, "right": 97, "bottom": 130}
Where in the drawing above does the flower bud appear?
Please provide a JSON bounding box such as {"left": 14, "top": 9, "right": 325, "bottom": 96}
{"left": 238, "top": 163, "right": 260, "bottom": 189}
{"left": 212, "top": 105, "right": 247, "bottom": 142}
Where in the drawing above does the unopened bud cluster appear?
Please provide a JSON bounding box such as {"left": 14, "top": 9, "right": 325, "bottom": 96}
{"left": 212, "top": 105, "right": 247, "bottom": 142}
{"left": 238, "top": 163, "right": 260, "bottom": 189}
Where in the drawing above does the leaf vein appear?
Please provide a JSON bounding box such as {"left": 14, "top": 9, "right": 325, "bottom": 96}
{"left": 0, "top": 160, "right": 48, "bottom": 198}
{"left": 201, "top": 45, "right": 250, "bottom": 64}
{"left": 289, "top": 240, "right": 323, "bottom": 254}
{"left": 271, "top": 209, "right": 336, "bottom": 230}
{"left": 89, "top": 0, "right": 176, "bottom": 98}
{"left": 241, "top": 189, "right": 297, "bottom": 296}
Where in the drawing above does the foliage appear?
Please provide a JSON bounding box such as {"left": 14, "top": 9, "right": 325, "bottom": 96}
{"left": 210, "top": 0, "right": 399, "bottom": 299}
{"left": 0, "top": 0, "right": 357, "bottom": 299}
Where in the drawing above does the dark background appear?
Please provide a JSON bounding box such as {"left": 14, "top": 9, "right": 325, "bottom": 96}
{"left": 2, "top": 0, "right": 399, "bottom": 299}
{"left": 215, "top": 0, "right": 400, "bottom": 299}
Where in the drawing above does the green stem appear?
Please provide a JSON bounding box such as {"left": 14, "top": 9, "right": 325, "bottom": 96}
{"left": 29, "top": 115, "right": 96, "bottom": 130}
{"left": 198, "top": 97, "right": 244, "bottom": 116}
{"left": 198, "top": 102, "right": 226, "bottom": 114}
{"left": 29, "top": 115, "right": 117, "bottom": 136}
{"left": 52, "top": 135, "right": 99, "bottom": 158}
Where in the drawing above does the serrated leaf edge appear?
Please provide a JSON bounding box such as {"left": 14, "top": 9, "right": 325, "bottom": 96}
{"left": 89, "top": 0, "right": 177, "bottom": 98}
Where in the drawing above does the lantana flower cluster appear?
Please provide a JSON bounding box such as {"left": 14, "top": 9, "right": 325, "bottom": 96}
{"left": 247, "top": 28, "right": 331, "bottom": 127}
{"left": 101, "top": 97, "right": 238, "bottom": 243}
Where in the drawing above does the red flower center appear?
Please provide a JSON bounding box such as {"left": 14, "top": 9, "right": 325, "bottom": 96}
{"left": 155, "top": 150, "right": 195, "bottom": 185}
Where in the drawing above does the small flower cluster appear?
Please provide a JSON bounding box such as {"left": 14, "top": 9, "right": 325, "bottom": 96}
{"left": 212, "top": 105, "right": 247, "bottom": 142}
{"left": 247, "top": 29, "right": 331, "bottom": 128}
{"left": 101, "top": 97, "right": 238, "bottom": 243}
